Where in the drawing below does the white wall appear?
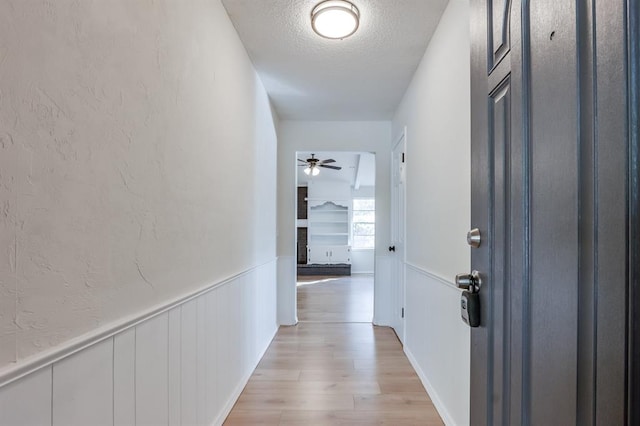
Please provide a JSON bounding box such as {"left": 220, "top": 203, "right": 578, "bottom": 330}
{"left": 0, "top": 0, "right": 279, "bottom": 420}
{"left": 277, "top": 121, "right": 392, "bottom": 324}
{"left": 351, "top": 250, "right": 375, "bottom": 274}
{"left": 391, "top": 0, "right": 471, "bottom": 424}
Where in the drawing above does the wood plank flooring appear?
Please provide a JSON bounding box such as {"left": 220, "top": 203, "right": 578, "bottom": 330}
{"left": 224, "top": 275, "right": 443, "bottom": 425}
{"left": 297, "top": 274, "right": 374, "bottom": 322}
{"left": 224, "top": 323, "right": 444, "bottom": 425}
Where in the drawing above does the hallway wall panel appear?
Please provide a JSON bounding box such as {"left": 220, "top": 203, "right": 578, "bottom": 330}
{"left": 0, "top": 367, "right": 52, "bottom": 426}
{"left": 0, "top": 261, "right": 278, "bottom": 426}
{"left": 52, "top": 339, "right": 114, "bottom": 426}
{"left": 393, "top": 0, "right": 471, "bottom": 279}
{"left": 0, "top": 0, "right": 278, "bottom": 372}
{"left": 135, "top": 313, "right": 170, "bottom": 426}
{"left": 374, "top": 254, "right": 394, "bottom": 326}
{"left": 113, "top": 329, "right": 136, "bottom": 426}
{"left": 404, "top": 265, "right": 470, "bottom": 426}
{"left": 392, "top": 0, "right": 471, "bottom": 424}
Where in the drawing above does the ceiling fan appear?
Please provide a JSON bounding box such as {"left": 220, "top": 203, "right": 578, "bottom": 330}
{"left": 298, "top": 154, "right": 342, "bottom": 176}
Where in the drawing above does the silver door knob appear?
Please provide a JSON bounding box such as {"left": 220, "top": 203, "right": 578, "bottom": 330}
{"left": 455, "top": 270, "right": 482, "bottom": 292}
{"left": 467, "top": 228, "right": 481, "bottom": 248}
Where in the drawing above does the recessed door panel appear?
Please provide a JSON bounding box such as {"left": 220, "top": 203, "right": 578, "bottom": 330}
{"left": 488, "top": 76, "right": 512, "bottom": 424}
{"left": 488, "top": 0, "right": 512, "bottom": 71}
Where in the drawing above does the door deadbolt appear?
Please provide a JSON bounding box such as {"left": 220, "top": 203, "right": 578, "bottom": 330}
{"left": 467, "top": 228, "right": 481, "bottom": 248}
{"left": 455, "top": 270, "right": 482, "bottom": 293}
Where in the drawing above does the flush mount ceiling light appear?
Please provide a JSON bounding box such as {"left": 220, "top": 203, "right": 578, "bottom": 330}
{"left": 311, "top": 0, "right": 360, "bottom": 40}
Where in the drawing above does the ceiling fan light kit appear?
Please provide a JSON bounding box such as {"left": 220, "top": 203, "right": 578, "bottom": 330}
{"left": 304, "top": 166, "right": 320, "bottom": 176}
{"left": 311, "top": 0, "right": 360, "bottom": 40}
{"left": 299, "top": 154, "right": 342, "bottom": 177}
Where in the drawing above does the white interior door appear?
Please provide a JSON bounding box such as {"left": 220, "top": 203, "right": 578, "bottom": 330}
{"left": 391, "top": 132, "right": 406, "bottom": 343}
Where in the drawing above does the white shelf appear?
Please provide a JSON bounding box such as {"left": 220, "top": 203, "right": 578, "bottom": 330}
{"left": 307, "top": 199, "right": 350, "bottom": 262}
{"left": 310, "top": 220, "right": 345, "bottom": 225}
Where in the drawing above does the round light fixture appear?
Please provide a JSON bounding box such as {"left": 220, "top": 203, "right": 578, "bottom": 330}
{"left": 311, "top": 0, "right": 360, "bottom": 40}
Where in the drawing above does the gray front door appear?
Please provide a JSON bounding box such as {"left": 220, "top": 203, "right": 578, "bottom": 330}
{"left": 469, "top": 0, "right": 632, "bottom": 424}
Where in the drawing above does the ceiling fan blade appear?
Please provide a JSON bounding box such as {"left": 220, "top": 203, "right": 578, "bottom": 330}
{"left": 320, "top": 159, "right": 336, "bottom": 164}
{"left": 297, "top": 159, "right": 308, "bottom": 163}
{"left": 319, "top": 165, "right": 342, "bottom": 170}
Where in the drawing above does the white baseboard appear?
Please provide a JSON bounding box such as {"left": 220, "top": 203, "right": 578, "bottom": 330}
{"left": 213, "top": 324, "right": 278, "bottom": 426}
{"left": 404, "top": 347, "right": 458, "bottom": 426}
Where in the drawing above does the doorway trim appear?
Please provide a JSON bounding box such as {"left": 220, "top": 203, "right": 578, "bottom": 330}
{"left": 291, "top": 150, "right": 378, "bottom": 323}
{"left": 390, "top": 128, "right": 407, "bottom": 342}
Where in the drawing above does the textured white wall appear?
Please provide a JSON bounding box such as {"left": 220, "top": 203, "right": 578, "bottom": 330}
{"left": 392, "top": 0, "right": 471, "bottom": 424}
{"left": 0, "top": 0, "right": 278, "bottom": 371}
{"left": 393, "top": 0, "right": 471, "bottom": 279}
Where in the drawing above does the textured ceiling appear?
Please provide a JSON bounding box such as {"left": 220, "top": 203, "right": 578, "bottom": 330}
{"left": 221, "top": 0, "right": 449, "bottom": 120}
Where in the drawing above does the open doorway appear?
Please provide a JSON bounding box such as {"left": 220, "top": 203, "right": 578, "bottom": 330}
{"left": 295, "top": 151, "right": 376, "bottom": 322}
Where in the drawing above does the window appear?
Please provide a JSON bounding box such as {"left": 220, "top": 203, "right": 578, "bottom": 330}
{"left": 352, "top": 198, "right": 375, "bottom": 249}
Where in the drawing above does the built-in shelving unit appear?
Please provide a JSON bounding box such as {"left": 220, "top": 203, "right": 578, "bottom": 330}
{"left": 308, "top": 202, "right": 349, "bottom": 246}
{"left": 306, "top": 180, "right": 352, "bottom": 266}
{"left": 308, "top": 201, "right": 350, "bottom": 264}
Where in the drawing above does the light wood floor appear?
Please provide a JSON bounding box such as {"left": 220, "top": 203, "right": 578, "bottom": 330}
{"left": 224, "top": 275, "right": 444, "bottom": 425}
{"left": 297, "top": 274, "right": 374, "bottom": 322}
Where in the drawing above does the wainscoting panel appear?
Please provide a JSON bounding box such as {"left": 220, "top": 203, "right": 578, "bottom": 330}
{"left": 196, "top": 295, "right": 208, "bottom": 425}
{"left": 0, "top": 259, "right": 278, "bottom": 426}
{"left": 113, "top": 329, "right": 136, "bottom": 426}
{"left": 205, "top": 289, "right": 220, "bottom": 422}
{"left": 168, "top": 308, "right": 182, "bottom": 426}
{"left": 404, "top": 263, "right": 470, "bottom": 426}
{"left": 213, "top": 277, "right": 231, "bottom": 420}
{"left": 52, "top": 339, "right": 113, "bottom": 426}
{"left": 0, "top": 366, "right": 52, "bottom": 425}
{"left": 136, "top": 312, "right": 170, "bottom": 426}
{"left": 277, "top": 255, "right": 297, "bottom": 325}
{"left": 180, "top": 300, "right": 198, "bottom": 426}
{"left": 373, "top": 255, "right": 393, "bottom": 326}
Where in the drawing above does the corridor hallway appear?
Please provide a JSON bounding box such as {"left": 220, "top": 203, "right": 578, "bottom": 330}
{"left": 224, "top": 276, "right": 444, "bottom": 425}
